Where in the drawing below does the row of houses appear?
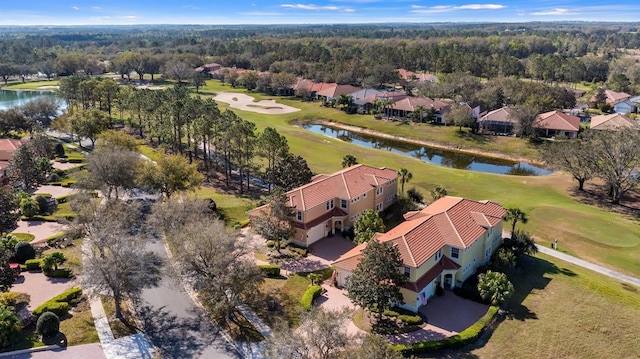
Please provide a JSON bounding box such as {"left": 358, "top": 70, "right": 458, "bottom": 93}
{"left": 248, "top": 164, "right": 507, "bottom": 313}
{"left": 589, "top": 89, "right": 640, "bottom": 115}
{"left": 479, "top": 107, "right": 639, "bottom": 138}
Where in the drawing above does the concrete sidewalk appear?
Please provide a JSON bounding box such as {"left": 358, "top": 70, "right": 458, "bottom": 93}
{"left": 537, "top": 245, "right": 640, "bottom": 288}
{"left": 89, "top": 297, "right": 155, "bottom": 359}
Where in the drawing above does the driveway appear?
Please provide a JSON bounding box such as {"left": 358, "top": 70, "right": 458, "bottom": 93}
{"left": 418, "top": 291, "right": 489, "bottom": 334}
{"left": 137, "top": 235, "right": 239, "bottom": 359}
{"left": 280, "top": 235, "right": 356, "bottom": 273}
{"left": 11, "top": 271, "right": 75, "bottom": 311}
{"left": 1, "top": 343, "right": 106, "bottom": 359}
{"left": 34, "top": 185, "right": 76, "bottom": 198}
{"left": 11, "top": 220, "right": 65, "bottom": 245}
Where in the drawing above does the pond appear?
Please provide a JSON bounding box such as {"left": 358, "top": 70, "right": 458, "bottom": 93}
{"left": 0, "top": 89, "right": 59, "bottom": 110}
{"left": 301, "top": 124, "right": 551, "bottom": 176}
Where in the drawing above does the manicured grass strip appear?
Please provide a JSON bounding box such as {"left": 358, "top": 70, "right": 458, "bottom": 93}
{"left": 4, "top": 80, "right": 60, "bottom": 90}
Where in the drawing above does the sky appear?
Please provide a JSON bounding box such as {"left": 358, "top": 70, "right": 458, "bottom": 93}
{"left": 1, "top": 0, "right": 640, "bottom": 25}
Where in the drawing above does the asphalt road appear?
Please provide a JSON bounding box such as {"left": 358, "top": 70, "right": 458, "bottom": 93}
{"left": 1, "top": 343, "right": 107, "bottom": 359}
{"left": 137, "top": 235, "right": 239, "bottom": 359}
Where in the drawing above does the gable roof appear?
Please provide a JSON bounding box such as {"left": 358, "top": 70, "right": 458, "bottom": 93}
{"left": 332, "top": 196, "right": 505, "bottom": 270}
{"left": 0, "top": 138, "right": 23, "bottom": 162}
{"left": 397, "top": 68, "right": 437, "bottom": 83}
{"left": 316, "top": 85, "right": 362, "bottom": 98}
{"left": 590, "top": 113, "right": 638, "bottom": 130}
{"left": 247, "top": 165, "right": 397, "bottom": 220}
{"left": 391, "top": 97, "right": 450, "bottom": 112}
{"left": 590, "top": 89, "right": 631, "bottom": 105}
{"left": 478, "top": 107, "right": 514, "bottom": 123}
{"left": 534, "top": 110, "right": 580, "bottom": 132}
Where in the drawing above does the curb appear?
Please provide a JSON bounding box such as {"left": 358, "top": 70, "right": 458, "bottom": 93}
{"left": 0, "top": 344, "right": 60, "bottom": 358}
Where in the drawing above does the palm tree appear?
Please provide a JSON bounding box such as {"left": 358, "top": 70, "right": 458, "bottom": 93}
{"left": 341, "top": 154, "right": 358, "bottom": 168}
{"left": 430, "top": 185, "right": 447, "bottom": 201}
{"left": 477, "top": 270, "right": 514, "bottom": 307}
{"left": 503, "top": 208, "right": 528, "bottom": 235}
{"left": 397, "top": 168, "right": 413, "bottom": 194}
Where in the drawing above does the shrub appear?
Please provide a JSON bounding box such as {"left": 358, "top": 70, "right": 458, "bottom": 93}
{"left": 259, "top": 265, "right": 281, "bottom": 277}
{"left": 36, "top": 312, "right": 60, "bottom": 338}
{"left": 398, "top": 314, "right": 423, "bottom": 325}
{"left": 0, "top": 305, "right": 21, "bottom": 348}
{"left": 290, "top": 247, "right": 308, "bottom": 257}
{"left": 54, "top": 143, "right": 65, "bottom": 158}
{"left": 14, "top": 241, "right": 36, "bottom": 264}
{"left": 0, "top": 292, "right": 28, "bottom": 307}
{"left": 25, "top": 258, "right": 42, "bottom": 271}
{"left": 33, "top": 301, "right": 69, "bottom": 317}
{"left": 407, "top": 187, "right": 424, "bottom": 204}
{"left": 266, "top": 240, "right": 276, "bottom": 248}
{"left": 32, "top": 287, "right": 82, "bottom": 317}
{"left": 42, "top": 252, "right": 67, "bottom": 272}
{"left": 20, "top": 198, "right": 40, "bottom": 218}
{"left": 45, "top": 269, "right": 73, "bottom": 278}
{"left": 35, "top": 196, "right": 52, "bottom": 215}
{"left": 55, "top": 194, "right": 73, "bottom": 204}
{"left": 300, "top": 285, "right": 322, "bottom": 310}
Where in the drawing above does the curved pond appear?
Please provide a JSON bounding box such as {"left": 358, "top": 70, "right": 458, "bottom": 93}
{"left": 301, "top": 124, "right": 551, "bottom": 176}
{"left": 0, "top": 89, "right": 60, "bottom": 110}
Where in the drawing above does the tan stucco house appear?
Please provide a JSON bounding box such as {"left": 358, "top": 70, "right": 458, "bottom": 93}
{"left": 248, "top": 164, "right": 398, "bottom": 247}
{"left": 332, "top": 196, "right": 506, "bottom": 313}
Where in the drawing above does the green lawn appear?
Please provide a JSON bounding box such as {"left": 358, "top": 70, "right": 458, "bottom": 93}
{"left": 468, "top": 253, "right": 640, "bottom": 358}
{"left": 42, "top": 238, "right": 83, "bottom": 273}
{"left": 192, "top": 187, "right": 256, "bottom": 226}
{"left": 3, "top": 80, "right": 59, "bottom": 91}
{"left": 198, "top": 80, "right": 640, "bottom": 278}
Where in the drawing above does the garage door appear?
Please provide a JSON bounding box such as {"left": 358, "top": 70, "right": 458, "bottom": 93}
{"left": 306, "top": 223, "right": 326, "bottom": 246}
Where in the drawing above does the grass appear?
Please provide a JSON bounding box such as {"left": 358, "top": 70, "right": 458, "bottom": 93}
{"left": 3, "top": 80, "right": 59, "bottom": 91}
{"left": 42, "top": 238, "right": 83, "bottom": 273}
{"left": 254, "top": 274, "right": 311, "bottom": 328}
{"left": 9, "top": 233, "right": 36, "bottom": 242}
{"left": 63, "top": 144, "right": 86, "bottom": 161}
{"left": 101, "top": 296, "right": 138, "bottom": 339}
{"left": 465, "top": 253, "right": 640, "bottom": 358}
{"left": 192, "top": 186, "right": 256, "bottom": 225}
{"left": 137, "top": 144, "right": 165, "bottom": 162}
{"left": 200, "top": 79, "right": 640, "bottom": 278}
{"left": 222, "top": 309, "right": 265, "bottom": 342}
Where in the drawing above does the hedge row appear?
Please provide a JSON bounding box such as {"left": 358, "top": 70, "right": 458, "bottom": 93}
{"left": 24, "top": 258, "right": 42, "bottom": 270}
{"left": 259, "top": 265, "right": 281, "bottom": 277}
{"left": 370, "top": 307, "right": 423, "bottom": 325}
{"left": 391, "top": 306, "right": 499, "bottom": 355}
{"left": 32, "top": 287, "right": 82, "bottom": 317}
{"left": 300, "top": 285, "right": 322, "bottom": 311}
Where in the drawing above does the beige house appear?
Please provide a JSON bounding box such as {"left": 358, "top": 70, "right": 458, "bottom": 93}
{"left": 248, "top": 164, "right": 398, "bottom": 247}
{"left": 333, "top": 196, "right": 506, "bottom": 313}
{"left": 534, "top": 110, "right": 580, "bottom": 139}
{"left": 590, "top": 113, "right": 638, "bottom": 130}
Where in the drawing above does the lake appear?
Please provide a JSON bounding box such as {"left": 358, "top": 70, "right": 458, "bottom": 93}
{"left": 0, "top": 89, "right": 59, "bottom": 110}
{"left": 301, "top": 124, "right": 551, "bottom": 176}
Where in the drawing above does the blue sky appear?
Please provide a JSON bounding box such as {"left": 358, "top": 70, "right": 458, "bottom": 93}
{"left": 2, "top": 1, "right": 640, "bottom": 25}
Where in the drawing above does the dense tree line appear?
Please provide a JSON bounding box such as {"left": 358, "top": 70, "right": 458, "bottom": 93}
{"left": 52, "top": 77, "right": 312, "bottom": 193}
{"left": 1, "top": 24, "right": 639, "bottom": 90}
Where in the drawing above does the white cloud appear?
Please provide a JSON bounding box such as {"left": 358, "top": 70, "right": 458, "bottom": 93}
{"left": 71, "top": 6, "right": 80, "bottom": 10}
{"left": 92, "top": 6, "right": 101, "bottom": 10}
{"left": 281, "top": 4, "right": 340, "bottom": 10}
{"left": 530, "top": 8, "right": 575, "bottom": 16}
{"left": 343, "top": 8, "right": 356, "bottom": 12}
{"left": 411, "top": 3, "right": 505, "bottom": 13}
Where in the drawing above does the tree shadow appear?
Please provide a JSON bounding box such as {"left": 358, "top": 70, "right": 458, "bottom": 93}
{"left": 504, "top": 255, "right": 576, "bottom": 321}
{"left": 137, "top": 305, "right": 237, "bottom": 358}
{"left": 43, "top": 331, "right": 68, "bottom": 347}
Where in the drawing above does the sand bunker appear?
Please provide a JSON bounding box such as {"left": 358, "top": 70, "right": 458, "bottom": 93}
{"left": 213, "top": 92, "right": 300, "bottom": 114}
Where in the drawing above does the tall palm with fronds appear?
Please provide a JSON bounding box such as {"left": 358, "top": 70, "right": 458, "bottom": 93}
{"left": 341, "top": 154, "right": 358, "bottom": 168}
{"left": 397, "top": 168, "right": 412, "bottom": 194}
{"left": 430, "top": 185, "right": 447, "bottom": 201}
{"left": 503, "top": 208, "right": 528, "bottom": 235}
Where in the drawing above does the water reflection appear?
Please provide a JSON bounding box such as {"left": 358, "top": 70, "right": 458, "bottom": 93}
{"left": 301, "top": 124, "right": 551, "bottom": 176}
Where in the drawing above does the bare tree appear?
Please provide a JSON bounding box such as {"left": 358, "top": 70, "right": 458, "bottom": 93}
{"left": 264, "top": 307, "right": 355, "bottom": 359}
{"left": 510, "top": 105, "right": 540, "bottom": 138}
{"left": 82, "top": 147, "right": 141, "bottom": 200}
{"left": 82, "top": 201, "right": 163, "bottom": 319}
{"left": 542, "top": 139, "right": 594, "bottom": 191}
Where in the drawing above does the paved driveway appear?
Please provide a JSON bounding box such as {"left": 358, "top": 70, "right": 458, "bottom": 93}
{"left": 280, "top": 235, "right": 356, "bottom": 273}
{"left": 419, "top": 291, "right": 489, "bottom": 333}
{"left": 11, "top": 271, "right": 76, "bottom": 311}
{"left": 11, "top": 220, "right": 65, "bottom": 245}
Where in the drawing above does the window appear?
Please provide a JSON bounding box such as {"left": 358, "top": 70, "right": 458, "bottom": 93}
{"left": 296, "top": 211, "right": 303, "bottom": 221}
{"left": 376, "top": 186, "right": 383, "bottom": 195}
{"left": 434, "top": 249, "right": 442, "bottom": 261}
{"left": 341, "top": 199, "right": 347, "bottom": 209}
{"left": 451, "top": 247, "right": 460, "bottom": 259}
{"left": 403, "top": 266, "right": 411, "bottom": 278}
{"left": 363, "top": 193, "right": 367, "bottom": 198}
{"left": 326, "top": 199, "right": 334, "bottom": 211}
{"left": 376, "top": 202, "right": 383, "bottom": 211}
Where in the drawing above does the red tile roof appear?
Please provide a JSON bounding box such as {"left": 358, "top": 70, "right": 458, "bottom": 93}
{"left": 333, "top": 196, "right": 505, "bottom": 269}
{"left": 0, "top": 139, "right": 23, "bottom": 161}
{"left": 534, "top": 110, "right": 580, "bottom": 132}
{"left": 316, "top": 85, "right": 362, "bottom": 98}
{"left": 287, "top": 164, "right": 397, "bottom": 211}
{"left": 397, "top": 68, "right": 437, "bottom": 83}
{"left": 403, "top": 256, "right": 460, "bottom": 292}
{"left": 590, "top": 89, "right": 631, "bottom": 105}
{"left": 478, "top": 107, "right": 514, "bottom": 123}
{"left": 391, "top": 97, "right": 450, "bottom": 112}
{"left": 590, "top": 113, "right": 638, "bottom": 130}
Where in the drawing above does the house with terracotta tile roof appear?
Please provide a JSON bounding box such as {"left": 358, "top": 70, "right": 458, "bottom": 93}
{"left": 397, "top": 68, "right": 438, "bottom": 85}
{"left": 248, "top": 164, "right": 398, "bottom": 247}
{"left": 0, "top": 138, "right": 23, "bottom": 185}
{"left": 533, "top": 110, "right": 581, "bottom": 139}
{"left": 589, "top": 89, "right": 631, "bottom": 106}
{"left": 590, "top": 113, "right": 638, "bottom": 131}
{"left": 349, "top": 88, "right": 383, "bottom": 114}
{"left": 388, "top": 96, "right": 450, "bottom": 123}
{"left": 333, "top": 196, "right": 506, "bottom": 312}
{"left": 316, "top": 85, "right": 362, "bottom": 102}
{"left": 477, "top": 107, "right": 515, "bottom": 134}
